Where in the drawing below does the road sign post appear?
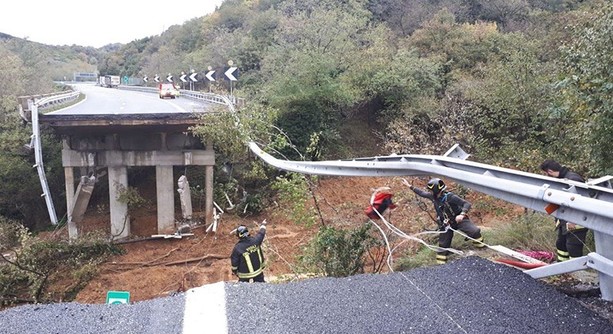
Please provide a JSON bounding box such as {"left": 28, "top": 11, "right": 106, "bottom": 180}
{"left": 205, "top": 66, "right": 215, "bottom": 92}
{"left": 225, "top": 60, "right": 238, "bottom": 98}
{"left": 189, "top": 70, "right": 198, "bottom": 91}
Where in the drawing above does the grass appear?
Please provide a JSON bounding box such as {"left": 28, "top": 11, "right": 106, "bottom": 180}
{"left": 393, "top": 211, "right": 583, "bottom": 270}
{"left": 395, "top": 246, "right": 437, "bottom": 270}
{"left": 483, "top": 212, "right": 554, "bottom": 252}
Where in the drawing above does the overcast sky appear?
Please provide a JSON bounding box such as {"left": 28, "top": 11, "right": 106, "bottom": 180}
{"left": 0, "top": 0, "right": 225, "bottom": 48}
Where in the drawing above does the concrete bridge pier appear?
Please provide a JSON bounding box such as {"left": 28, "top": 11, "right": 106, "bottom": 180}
{"left": 205, "top": 165, "right": 214, "bottom": 225}
{"left": 42, "top": 113, "right": 215, "bottom": 240}
{"left": 64, "top": 167, "right": 77, "bottom": 238}
{"left": 108, "top": 166, "right": 130, "bottom": 239}
{"left": 156, "top": 165, "right": 175, "bottom": 233}
{"left": 205, "top": 142, "right": 214, "bottom": 226}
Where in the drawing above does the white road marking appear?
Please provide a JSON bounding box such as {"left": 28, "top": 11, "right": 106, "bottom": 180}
{"left": 182, "top": 281, "right": 228, "bottom": 334}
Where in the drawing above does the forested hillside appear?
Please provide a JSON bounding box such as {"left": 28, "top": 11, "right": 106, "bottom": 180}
{"left": 0, "top": 0, "right": 612, "bottom": 308}
{"left": 96, "top": 0, "right": 612, "bottom": 174}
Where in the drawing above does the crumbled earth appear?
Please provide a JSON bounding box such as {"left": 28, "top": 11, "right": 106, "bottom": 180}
{"left": 42, "top": 176, "right": 613, "bottom": 323}
{"left": 71, "top": 176, "right": 398, "bottom": 304}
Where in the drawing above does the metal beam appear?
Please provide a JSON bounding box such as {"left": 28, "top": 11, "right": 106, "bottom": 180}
{"left": 248, "top": 142, "right": 613, "bottom": 235}
{"left": 526, "top": 253, "right": 613, "bottom": 279}
{"left": 29, "top": 100, "right": 58, "bottom": 225}
{"left": 248, "top": 141, "right": 613, "bottom": 301}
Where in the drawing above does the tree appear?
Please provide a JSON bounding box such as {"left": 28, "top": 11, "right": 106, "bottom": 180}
{"left": 256, "top": 1, "right": 374, "bottom": 156}
{"left": 557, "top": 2, "right": 613, "bottom": 174}
{"left": 0, "top": 45, "right": 58, "bottom": 228}
{"left": 477, "top": 0, "right": 530, "bottom": 30}
{"left": 368, "top": 0, "right": 446, "bottom": 36}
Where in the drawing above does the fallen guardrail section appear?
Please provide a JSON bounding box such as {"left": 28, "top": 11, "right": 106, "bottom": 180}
{"left": 248, "top": 142, "right": 613, "bottom": 301}
{"left": 19, "top": 92, "right": 82, "bottom": 225}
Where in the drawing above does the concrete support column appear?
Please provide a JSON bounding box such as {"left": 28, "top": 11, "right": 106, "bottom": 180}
{"left": 156, "top": 165, "right": 175, "bottom": 233}
{"left": 204, "top": 140, "right": 214, "bottom": 226}
{"left": 108, "top": 166, "right": 129, "bottom": 239}
{"left": 205, "top": 165, "right": 214, "bottom": 226}
{"left": 64, "top": 167, "right": 77, "bottom": 239}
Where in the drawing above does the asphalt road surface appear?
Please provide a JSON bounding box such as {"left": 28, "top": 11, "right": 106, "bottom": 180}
{"left": 0, "top": 256, "right": 611, "bottom": 334}
{"left": 50, "top": 84, "right": 211, "bottom": 115}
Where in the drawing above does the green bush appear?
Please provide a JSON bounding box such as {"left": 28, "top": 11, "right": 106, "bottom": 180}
{"left": 298, "top": 223, "right": 381, "bottom": 277}
{"left": 0, "top": 222, "right": 123, "bottom": 306}
{"left": 271, "top": 173, "right": 317, "bottom": 227}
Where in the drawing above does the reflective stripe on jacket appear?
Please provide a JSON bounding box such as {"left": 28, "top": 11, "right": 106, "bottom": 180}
{"left": 231, "top": 226, "right": 266, "bottom": 279}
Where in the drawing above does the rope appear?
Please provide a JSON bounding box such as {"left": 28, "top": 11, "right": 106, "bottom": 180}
{"left": 367, "top": 190, "right": 464, "bottom": 273}
{"left": 447, "top": 225, "right": 490, "bottom": 248}
{"left": 368, "top": 219, "right": 394, "bottom": 271}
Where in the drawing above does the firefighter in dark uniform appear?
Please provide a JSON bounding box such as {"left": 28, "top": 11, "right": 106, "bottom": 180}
{"left": 406, "top": 178, "right": 485, "bottom": 264}
{"left": 539, "top": 159, "right": 588, "bottom": 261}
{"left": 231, "top": 220, "right": 267, "bottom": 282}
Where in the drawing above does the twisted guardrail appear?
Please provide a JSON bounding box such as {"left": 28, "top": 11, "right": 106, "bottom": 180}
{"left": 248, "top": 142, "right": 613, "bottom": 301}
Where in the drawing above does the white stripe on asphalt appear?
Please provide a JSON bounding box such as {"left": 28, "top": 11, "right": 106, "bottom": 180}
{"left": 183, "top": 281, "right": 228, "bottom": 334}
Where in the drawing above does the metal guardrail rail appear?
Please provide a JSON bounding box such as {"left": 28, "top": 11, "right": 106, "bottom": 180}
{"left": 118, "top": 85, "right": 244, "bottom": 107}
{"left": 248, "top": 142, "right": 613, "bottom": 301}
{"left": 17, "top": 90, "right": 81, "bottom": 225}
{"left": 18, "top": 90, "right": 81, "bottom": 122}
{"left": 25, "top": 92, "right": 83, "bottom": 225}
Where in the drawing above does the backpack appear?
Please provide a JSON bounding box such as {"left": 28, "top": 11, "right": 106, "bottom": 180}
{"left": 365, "top": 191, "right": 397, "bottom": 219}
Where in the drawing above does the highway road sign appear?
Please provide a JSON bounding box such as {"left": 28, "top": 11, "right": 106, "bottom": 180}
{"left": 154, "top": 75, "right": 160, "bottom": 83}
{"left": 106, "top": 290, "right": 130, "bottom": 305}
{"left": 224, "top": 67, "right": 238, "bottom": 81}
{"left": 167, "top": 74, "right": 173, "bottom": 83}
{"left": 143, "top": 75, "right": 148, "bottom": 83}
{"left": 180, "top": 73, "right": 188, "bottom": 83}
{"left": 190, "top": 72, "right": 198, "bottom": 82}
{"left": 205, "top": 70, "right": 216, "bottom": 82}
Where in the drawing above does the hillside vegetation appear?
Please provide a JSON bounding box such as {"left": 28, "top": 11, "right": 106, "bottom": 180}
{"left": 0, "top": 0, "right": 612, "bottom": 307}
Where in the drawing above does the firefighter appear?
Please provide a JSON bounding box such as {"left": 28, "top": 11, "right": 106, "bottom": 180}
{"left": 365, "top": 187, "right": 397, "bottom": 220}
{"left": 405, "top": 178, "right": 485, "bottom": 264}
{"left": 539, "top": 159, "right": 588, "bottom": 261}
{"left": 230, "top": 220, "right": 267, "bottom": 282}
